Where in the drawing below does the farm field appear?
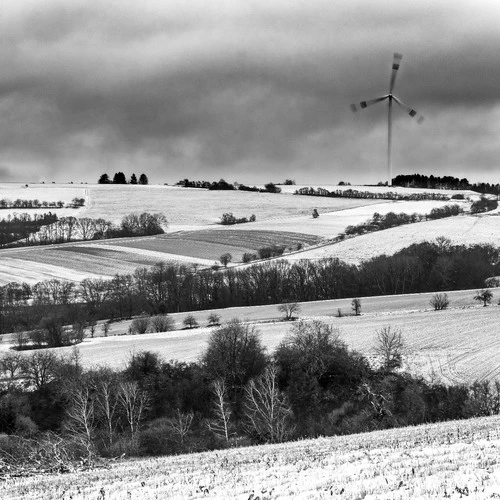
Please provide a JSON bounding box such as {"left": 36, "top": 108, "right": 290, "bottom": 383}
{"left": 5, "top": 290, "right": 498, "bottom": 384}
{"left": 226, "top": 199, "right": 464, "bottom": 238}
{"left": 0, "top": 229, "right": 320, "bottom": 285}
{"left": 286, "top": 213, "right": 500, "bottom": 264}
{"left": 0, "top": 183, "right": 88, "bottom": 219}
{"left": 82, "top": 184, "right": 383, "bottom": 227}
{"left": 4, "top": 414, "right": 500, "bottom": 499}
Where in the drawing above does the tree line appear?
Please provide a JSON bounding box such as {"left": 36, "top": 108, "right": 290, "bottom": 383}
{"left": 1, "top": 318, "right": 499, "bottom": 469}
{"left": 295, "top": 186, "right": 451, "bottom": 201}
{"left": 1, "top": 240, "right": 498, "bottom": 337}
{"left": 98, "top": 173, "right": 149, "bottom": 185}
{"left": 0, "top": 212, "right": 167, "bottom": 248}
{"left": 0, "top": 197, "right": 85, "bottom": 209}
{"left": 392, "top": 173, "right": 500, "bottom": 195}
{"left": 344, "top": 205, "right": 462, "bottom": 236}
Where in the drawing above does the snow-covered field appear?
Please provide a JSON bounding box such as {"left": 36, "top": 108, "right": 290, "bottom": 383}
{"left": 229, "top": 199, "right": 463, "bottom": 238}
{"left": 4, "top": 291, "right": 497, "bottom": 385}
{"left": 82, "top": 184, "right": 382, "bottom": 227}
{"left": 285, "top": 214, "right": 500, "bottom": 264}
{"left": 0, "top": 183, "right": 89, "bottom": 218}
{"left": 4, "top": 415, "right": 500, "bottom": 499}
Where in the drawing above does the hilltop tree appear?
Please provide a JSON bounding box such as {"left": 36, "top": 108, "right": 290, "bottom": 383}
{"left": 98, "top": 173, "right": 110, "bottom": 184}
{"left": 130, "top": 173, "right": 138, "bottom": 185}
{"left": 112, "top": 172, "right": 127, "bottom": 184}
{"left": 138, "top": 173, "right": 149, "bottom": 185}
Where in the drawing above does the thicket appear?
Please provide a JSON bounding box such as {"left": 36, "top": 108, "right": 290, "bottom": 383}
{"left": 1, "top": 241, "right": 498, "bottom": 336}
{"left": 1, "top": 319, "right": 499, "bottom": 470}
{"left": 344, "top": 205, "right": 462, "bottom": 236}
{"left": 220, "top": 213, "right": 256, "bottom": 225}
{"left": 471, "top": 197, "right": 498, "bottom": 214}
{"left": 295, "top": 186, "right": 450, "bottom": 201}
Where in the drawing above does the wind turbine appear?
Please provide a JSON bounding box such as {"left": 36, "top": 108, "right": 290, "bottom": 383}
{"left": 350, "top": 53, "right": 424, "bottom": 187}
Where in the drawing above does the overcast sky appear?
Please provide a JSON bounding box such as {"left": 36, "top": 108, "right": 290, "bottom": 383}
{"left": 1, "top": 0, "right": 499, "bottom": 185}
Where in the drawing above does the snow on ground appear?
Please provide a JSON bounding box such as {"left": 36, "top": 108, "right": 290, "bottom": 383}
{"left": 5, "top": 415, "right": 500, "bottom": 499}
{"left": 284, "top": 214, "right": 500, "bottom": 263}
{"left": 4, "top": 295, "right": 497, "bottom": 384}
{"left": 226, "top": 199, "right": 466, "bottom": 238}
{"left": 0, "top": 183, "right": 89, "bottom": 219}
{"left": 0, "top": 257, "right": 105, "bottom": 284}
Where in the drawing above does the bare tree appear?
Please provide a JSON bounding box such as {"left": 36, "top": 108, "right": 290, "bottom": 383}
{"left": 95, "top": 373, "right": 120, "bottom": 448}
{"left": 374, "top": 326, "right": 405, "bottom": 371}
{"left": 168, "top": 409, "right": 194, "bottom": 447}
{"left": 64, "top": 384, "right": 96, "bottom": 461}
{"left": 21, "top": 351, "right": 58, "bottom": 389}
{"left": 101, "top": 321, "right": 110, "bottom": 337}
{"left": 0, "top": 352, "right": 23, "bottom": 380}
{"left": 207, "top": 313, "right": 221, "bottom": 327}
{"left": 277, "top": 301, "right": 300, "bottom": 321}
{"left": 149, "top": 314, "right": 175, "bottom": 333}
{"left": 206, "top": 379, "right": 235, "bottom": 444}
{"left": 129, "top": 317, "right": 150, "bottom": 334}
{"left": 183, "top": 314, "right": 199, "bottom": 329}
{"left": 430, "top": 292, "right": 449, "bottom": 311}
{"left": 244, "top": 364, "right": 295, "bottom": 443}
{"left": 118, "top": 381, "right": 149, "bottom": 438}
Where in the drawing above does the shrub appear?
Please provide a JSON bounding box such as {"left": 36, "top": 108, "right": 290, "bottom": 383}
{"left": 374, "top": 326, "right": 405, "bottom": 371}
{"left": 242, "top": 252, "right": 258, "bottom": 263}
{"left": 207, "top": 313, "right": 221, "bottom": 327}
{"left": 129, "top": 317, "right": 150, "bottom": 334}
{"left": 277, "top": 301, "right": 300, "bottom": 321}
{"left": 183, "top": 314, "right": 199, "bottom": 329}
{"left": 430, "top": 293, "right": 449, "bottom": 311}
{"left": 149, "top": 315, "right": 175, "bottom": 333}
{"left": 257, "top": 245, "right": 285, "bottom": 259}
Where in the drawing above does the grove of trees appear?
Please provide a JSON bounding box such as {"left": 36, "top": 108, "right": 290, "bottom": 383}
{"left": 98, "top": 173, "right": 149, "bottom": 185}
{"left": 1, "top": 318, "right": 498, "bottom": 470}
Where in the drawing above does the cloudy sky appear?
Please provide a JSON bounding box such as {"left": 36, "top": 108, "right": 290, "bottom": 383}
{"left": 1, "top": 0, "right": 499, "bottom": 185}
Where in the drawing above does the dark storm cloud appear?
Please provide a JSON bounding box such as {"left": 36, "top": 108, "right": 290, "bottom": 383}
{"left": 1, "top": 0, "right": 499, "bottom": 184}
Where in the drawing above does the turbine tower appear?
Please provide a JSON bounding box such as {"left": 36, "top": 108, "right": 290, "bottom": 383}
{"left": 350, "top": 53, "right": 424, "bottom": 187}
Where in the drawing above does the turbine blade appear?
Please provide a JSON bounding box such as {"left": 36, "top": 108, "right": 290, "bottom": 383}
{"left": 389, "top": 52, "right": 403, "bottom": 94}
{"left": 350, "top": 95, "right": 388, "bottom": 112}
{"left": 393, "top": 96, "right": 424, "bottom": 124}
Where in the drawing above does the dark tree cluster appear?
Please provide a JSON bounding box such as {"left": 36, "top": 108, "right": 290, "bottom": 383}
{"left": 392, "top": 173, "right": 500, "bottom": 195}
{"left": 98, "top": 173, "right": 149, "bottom": 185}
{"left": 0, "top": 318, "right": 497, "bottom": 468}
{"left": 471, "top": 197, "right": 498, "bottom": 214}
{"left": 295, "top": 186, "right": 450, "bottom": 201}
{"left": 220, "top": 213, "right": 256, "bottom": 225}
{"left": 176, "top": 179, "right": 282, "bottom": 194}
